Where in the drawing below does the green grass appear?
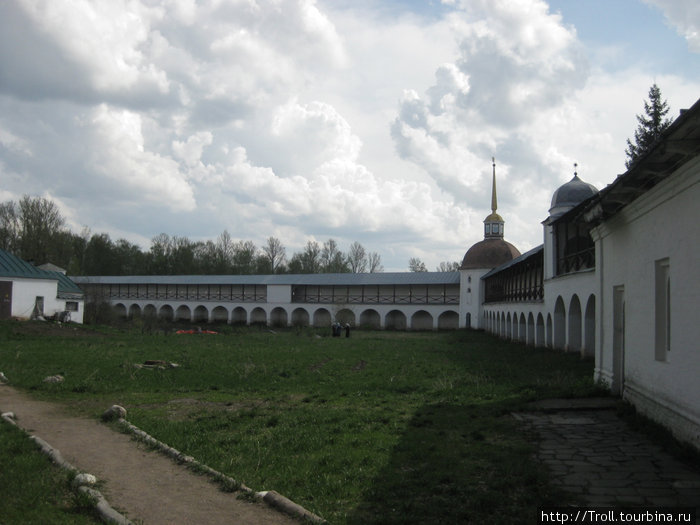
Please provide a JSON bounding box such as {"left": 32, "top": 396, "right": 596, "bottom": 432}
{"left": 0, "top": 421, "right": 101, "bottom": 524}
{"left": 0, "top": 321, "right": 604, "bottom": 524}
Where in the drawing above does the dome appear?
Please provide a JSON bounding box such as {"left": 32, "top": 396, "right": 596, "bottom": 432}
{"left": 460, "top": 238, "right": 521, "bottom": 270}
{"left": 549, "top": 174, "right": 598, "bottom": 217}
{"left": 484, "top": 212, "right": 504, "bottom": 223}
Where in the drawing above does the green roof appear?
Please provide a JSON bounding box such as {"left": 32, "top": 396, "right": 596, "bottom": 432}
{"left": 0, "top": 249, "right": 83, "bottom": 297}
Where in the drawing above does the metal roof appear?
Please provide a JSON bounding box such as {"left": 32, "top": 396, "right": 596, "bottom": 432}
{"left": 0, "top": 249, "right": 83, "bottom": 297}
{"left": 72, "top": 271, "right": 461, "bottom": 287}
{"left": 481, "top": 244, "right": 544, "bottom": 280}
{"left": 0, "top": 248, "right": 50, "bottom": 279}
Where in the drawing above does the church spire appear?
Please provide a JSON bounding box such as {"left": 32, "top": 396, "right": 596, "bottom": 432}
{"left": 491, "top": 156, "right": 498, "bottom": 214}
{"left": 484, "top": 157, "right": 505, "bottom": 239}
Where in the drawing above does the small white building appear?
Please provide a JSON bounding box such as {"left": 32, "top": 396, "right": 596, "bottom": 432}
{"left": 0, "top": 249, "right": 84, "bottom": 323}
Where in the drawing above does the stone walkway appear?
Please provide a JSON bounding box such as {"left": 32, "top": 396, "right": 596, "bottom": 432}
{"left": 514, "top": 399, "right": 700, "bottom": 513}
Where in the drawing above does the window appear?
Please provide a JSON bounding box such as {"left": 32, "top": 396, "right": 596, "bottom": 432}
{"left": 654, "top": 258, "right": 670, "bottom": 361}
{"left": 66, "top": 301, "right": 79, "bottom": 312}
{"left": 555, "top": 220, "right": 595, "bottom": 275}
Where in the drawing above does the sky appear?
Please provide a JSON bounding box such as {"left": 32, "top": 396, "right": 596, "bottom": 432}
{"left": 1, "top": 0, "right": 699, "bottom": 272}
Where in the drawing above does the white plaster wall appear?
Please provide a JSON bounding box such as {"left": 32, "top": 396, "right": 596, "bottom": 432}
{"left": 115, "top": 299, "right": 460, "bottom": 330}
{"left": 593, "top": 159, "right": 700, "bottom": 448}
{"left": 10, "top": 278, "right": 61, "bottom": 319}
{"left": 267, "top": 284, "right": 291, "bottom": 304}
{"left": 459, "top": 268, "right": 489, "bottom": 328}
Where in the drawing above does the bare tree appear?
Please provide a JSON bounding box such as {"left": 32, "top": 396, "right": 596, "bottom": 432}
{"left": 437, "top": 261, "right": 460, "bottom": 272}
{"left": 262, "top": 236, "right": 286, "bottom": 273}
{"left": 408, "top": 257, "right": 428, "bottom": 272}
{"left": 0, "top": 201, "right": 19, "bottom": 252}
{"left": 320, "top": 238, "right": 349, "bottom": 273}
{"left": 347, "top": 241, "right": 367, "bottom": 273}
{"left": 367, "top": 251, "right": 383, "bottom": 273}
{"left": 216, "top": 230, "right": 235, "bottom": 269}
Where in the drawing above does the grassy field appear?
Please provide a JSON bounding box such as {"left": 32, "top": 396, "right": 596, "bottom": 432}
{"left": 0, "top": 419, "right": 101, "bottom": 524}
{"left": 0, "top": 321, "right": 604, "bottom": 524}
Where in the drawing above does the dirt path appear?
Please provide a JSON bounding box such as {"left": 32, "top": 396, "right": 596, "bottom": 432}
{"left": 0, "top": 384, "right": 300, "bottom": 525}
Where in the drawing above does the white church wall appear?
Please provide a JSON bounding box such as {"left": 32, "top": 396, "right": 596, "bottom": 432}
{"left": 593, "top": 157, "right": 700, "bottom": 449}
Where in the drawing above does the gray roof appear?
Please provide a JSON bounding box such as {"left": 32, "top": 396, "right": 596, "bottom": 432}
{"left": 72, "top": 271, "right": 461, "bottom": 286}
{"left": 550, "top": 175, "right": 598, "bottom": 212}
{"left": 482, "top": 244, "right": 544, "bottom": 280}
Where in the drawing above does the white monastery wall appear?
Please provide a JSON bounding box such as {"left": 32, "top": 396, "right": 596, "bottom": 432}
{"left": 593, "top": 158, "right": 700, "bottom": 448}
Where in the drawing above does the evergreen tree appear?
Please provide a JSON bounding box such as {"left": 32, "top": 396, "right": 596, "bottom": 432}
{"left": 625, "top": 84, "right": 672, "bottom": 168}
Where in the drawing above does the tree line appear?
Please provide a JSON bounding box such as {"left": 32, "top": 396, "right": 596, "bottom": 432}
{"left": 0, "top": 196, "right": 393, "bottom": 275}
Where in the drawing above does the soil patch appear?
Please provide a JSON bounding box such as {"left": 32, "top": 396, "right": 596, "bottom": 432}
{"left": 351, "top": 360, "right": 367, "bottom": 372}
{"left": 309, "top": 358, "right": 332, "bottom": 372}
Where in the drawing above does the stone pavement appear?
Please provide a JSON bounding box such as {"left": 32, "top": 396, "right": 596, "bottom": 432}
{"left": 513, "top": 398, "right": 700, "bottom": 512}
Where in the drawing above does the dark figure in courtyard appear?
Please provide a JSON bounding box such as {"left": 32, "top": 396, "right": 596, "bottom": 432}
{"left": 345, "top": 323, "right": 350, "bottom": 338}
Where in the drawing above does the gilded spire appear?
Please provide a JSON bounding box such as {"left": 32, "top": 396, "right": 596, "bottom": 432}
{"left": 484, "top": 157, "right": 504, "bottom": 239}
{"left": 491, "top": 157, "right": 497, "bottom": 214}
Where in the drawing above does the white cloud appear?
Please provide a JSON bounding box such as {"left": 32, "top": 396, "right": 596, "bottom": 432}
{"left": 0, "top": 0, "right": 698, "bottom": 270}
{"left": 646, "top": 0, "right": 700, "bottom": 53}
{"left": 86, "top": 105, "right": 195, "bottom": 212}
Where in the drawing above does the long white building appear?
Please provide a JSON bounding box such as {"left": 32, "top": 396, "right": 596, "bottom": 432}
{"left": 74, "top": 96, "right": 700, "bottom": 449}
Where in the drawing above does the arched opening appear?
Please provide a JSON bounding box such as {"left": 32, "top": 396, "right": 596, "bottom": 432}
{"left": 291, "top": 308, "right": 310, "bottom": 327}
{"left": 193, "top": 305, "right": 209, "bottom": 323}
{"left": 438, "top": 310, "right": 459, "bottom": 330}
{"left": 519, "top": 313, "right": 527, "bottom": 343}
{"left": 506, "top": 313, "right": 512, "bottom": 339}
{"left": 313, "top": 308, "right": 331, "bottom": 327}
{"left": 270, "top": 307, "right": 288, "bottom": 328}
{"left": 231, "top": 306, "right": 246, "bottom": 325}
{"left": 250, "top": 307, "right": 267, "bottom": 326}
{"left": 568, "top": 295, "right": 582, "bottom": 353}
{"left": 175, "top": 305, "right": 191, "bottom": 322}
{"left": 527, "top": 313, "right": 535, "bottom": 345}
{"left": 553, "top": 297, "right": 566, "bottom": 350}
{"left": 359, "top": 309, "right": 380, "bottom": 329}
{"left": 335, "top": 308, "right": 355, "bottom": 326}
{"left": 536, "top": 313, "right": 545, "bottom": 347}
{"left": 411, "top": 310, "right": 433, "bottom": 331}
{"left": 546, "top": 313, "right": 553, "bottom": 348}
{"left": 583, "top": 295, "right": 596, "bottom": 358}
{"left": 143, "top": 304, "right": 157, "bottom": 320}
{"left": 114, "top": 303, "right": 127, "bottom": 319}
{"left": 385, "top": 310, "right": 407, "bottom": 330}
{"left": 128, "top": 304, "right": 141, "bottom": 319}
{"left": 213, "top": 306, "right": 230, "bottom": 324}
{"left": 465, "top": 312, "right": 472, "bottom": 328}
{"left": 159, "top": 304, "right": 174, "bottom": 322}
